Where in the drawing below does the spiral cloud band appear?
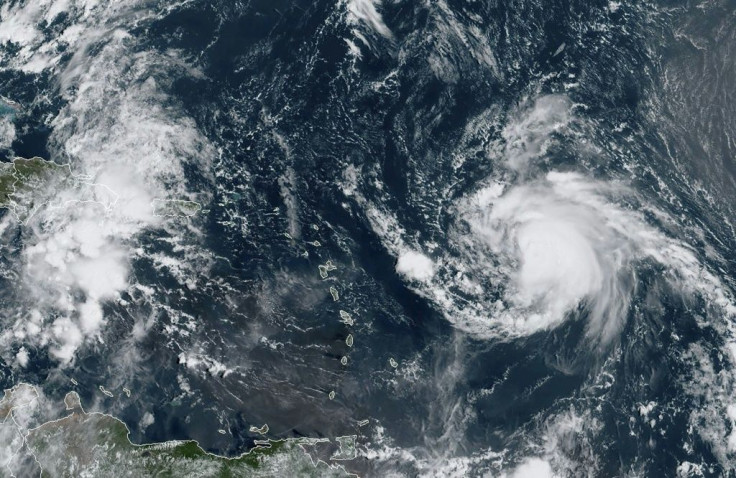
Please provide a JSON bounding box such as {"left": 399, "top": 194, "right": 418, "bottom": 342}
{"left": 375, "top": 94, "right": 730, "bottom": 345}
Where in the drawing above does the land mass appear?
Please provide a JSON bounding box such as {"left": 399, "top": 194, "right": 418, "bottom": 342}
{"left": 0, "top": 156, "right": 117, "bottom": 223}
{"left": 0, "top": 384, "right": 356, "bottom": 477}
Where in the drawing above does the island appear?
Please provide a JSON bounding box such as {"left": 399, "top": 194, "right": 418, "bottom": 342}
{"left": 152, "top": 198, "right": 202, "bottom": 217}
{"left": 0, "top": 156, "right": 118, "bottom": 222}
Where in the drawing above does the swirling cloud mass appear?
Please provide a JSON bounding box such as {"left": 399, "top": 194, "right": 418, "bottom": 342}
{"left": 375, "top": 95, "right": 731, "bottom": 347}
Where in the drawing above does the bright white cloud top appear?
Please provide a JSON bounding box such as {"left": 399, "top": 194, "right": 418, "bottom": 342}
{"left": 396, "top": 250, "right": 435, "bottom": 282}
{"left": 356, "top": 94, "right": 735, "bottom": 348}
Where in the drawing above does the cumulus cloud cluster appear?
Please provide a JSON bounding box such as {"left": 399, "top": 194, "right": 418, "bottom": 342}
{"left": 396, "top": 250, "right": 435, "bottom": 282}
{"left": 0, "top": 0, "right": 212, "bottom": 364}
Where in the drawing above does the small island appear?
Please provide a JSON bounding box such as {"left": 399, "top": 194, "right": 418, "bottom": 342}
{"left": 152, "top": 198, "right": 202, "bottom": 217}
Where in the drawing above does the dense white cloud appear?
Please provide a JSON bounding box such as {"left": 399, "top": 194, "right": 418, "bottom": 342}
{"left": 509, "top": 458, "right": 555, "bottom": 478}
{"left": 396, "top": 250, "right": 435, "bottom": 282}
{"left": 0, "top": 0, "right": 213, "bottom": 365}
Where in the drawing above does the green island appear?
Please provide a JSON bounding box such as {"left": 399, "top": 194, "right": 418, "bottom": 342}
{"left": 0, "top": 385, "right": 355, "bottom": 477}
{"left": 152, "top": 198, "right": 202, "bottom": 217}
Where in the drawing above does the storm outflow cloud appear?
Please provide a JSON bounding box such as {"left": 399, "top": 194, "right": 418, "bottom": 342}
{"left": 371, "top": 94, "right": 731, "bottom": 346}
